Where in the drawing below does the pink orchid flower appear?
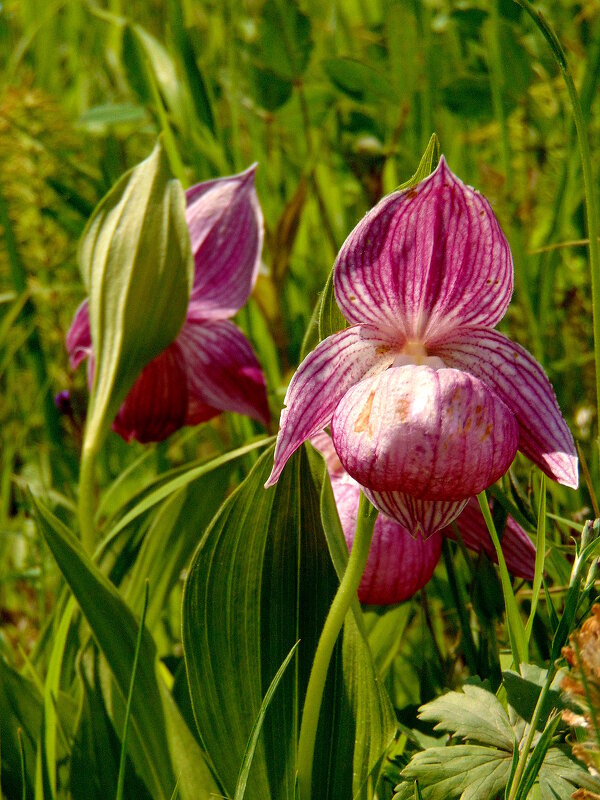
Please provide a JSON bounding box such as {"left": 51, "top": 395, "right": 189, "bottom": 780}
{"left": 311, "top": 430, "right": 535, "bottom": 604}
{"left": 66, "top": 166, "right": 270, "bottom": 443}
{"left": 266, "top": 158, "right": 577, "bottom": 536}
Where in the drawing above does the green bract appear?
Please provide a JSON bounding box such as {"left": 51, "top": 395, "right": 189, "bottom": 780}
{"left": 79, "top": 139, "right": 193, "bottom": 456}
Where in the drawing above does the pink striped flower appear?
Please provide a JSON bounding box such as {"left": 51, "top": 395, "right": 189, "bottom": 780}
{"left": 67, "top": 166, "right": 269, "bottom": 443}
{"left": 311, "top": 431, "right": 535, "bottom": 604}
{"left": 266, "top": 158, "right": 577, "bottom": 536}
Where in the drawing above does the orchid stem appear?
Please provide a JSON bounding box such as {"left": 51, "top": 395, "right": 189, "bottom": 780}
{"left": 78, "top": 440, "right": 98, "bottom": 555}
{"left": 515, "top": 0, "right": 600, "bottom": 437}
{"left": 296, "top": 492, "right": 377, "bottom": 800}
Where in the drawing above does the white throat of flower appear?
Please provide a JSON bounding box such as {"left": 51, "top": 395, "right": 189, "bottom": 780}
{"left": 392, "top": 340, "right": 445, "bottom": 370}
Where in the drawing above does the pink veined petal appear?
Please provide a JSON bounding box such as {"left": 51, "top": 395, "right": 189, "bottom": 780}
{"left": 357, "top": 522, "right": 443, "bottom": 605}
{"left": 265, "top": 325, "right": 398, "bottom": 487}
{"left": 331, "top": 364, "right": 519, "bottom": 500}
{"left": 434, "top": 327, "right": 578, "bottom": 488}
{"left": 445, "top": 497, "right": 536, "bottom": 580}
{"left": 66, "top": 299, "right": 92, "bottom": 370}
{"left": 315, "top": 433, "right": 443, "bottom": 604}
{"left": 176, "top": 315, "right": 269, "bottom": 426}
{"left": 334, "top": 157, "right": 513, "bottom": 340}
{"left": 309, "top": 430, "right": 345, "bottom": 476}
{"left": 186, "top": 165, "right": 263, "bottom": 319}
{"left": 112, "top": 344, "right": 188, "bottom": 443}
{"left": 364, "top": 488, "right": 468, "bottom": 539}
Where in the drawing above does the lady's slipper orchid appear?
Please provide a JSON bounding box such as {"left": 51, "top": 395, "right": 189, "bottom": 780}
{"left": 66, "top": 166, "right": 269, "bottom": 442}
{"left": 311, "top": 430, "right": 536, "bottom": 605}
{"left": 267, "top": 158, "right": 577, "bottom": 536}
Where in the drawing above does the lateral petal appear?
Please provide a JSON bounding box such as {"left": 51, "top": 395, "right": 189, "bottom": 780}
{"left": 186, "top": 165, "right": 263, "bottom": 319}
{"left": 332, "top": 364, "right": 519, "bottom": 499}
{"left": 364, "top": 488, "right": 468, "bottom": 539}
{"left": 435, "top": 327, "right": 578, "bottom": 488}
{"left": 334, "top": 157, "right": 513, "bottom": 340}
{"left": 112, "top": 344, "right": 188, "bottom": 443}
{"left": 446, "top": 497, "right": 536, "bottom": 580}
{"left": 176, "top": 314, "right": 269, "bottom": 426}
{"left": 66, "top": 299, "right": 92, "bottom": 370}
{"left": 266, "top": 326, "right": 397, "bottom": 486}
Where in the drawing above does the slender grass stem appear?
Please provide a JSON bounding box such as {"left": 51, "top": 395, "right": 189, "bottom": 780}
{"left": 507, "top": 666, "right": 555, "bottom": 800}
{"left": 296, "top": 492, "right": 377, "bottom": 800}
{"left": 78, "top": 440, "right": 99, "bottom": 555}
{"left": 515, "top": 0, "right": 600, "bottom": 433}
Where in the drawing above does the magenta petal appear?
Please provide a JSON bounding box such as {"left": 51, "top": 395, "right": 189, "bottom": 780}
{"left": 186, "top": 165, "right": 263, "bottom": 319}
{"left": 176, "top": 314, "right": 269, "bottom": 426}
{"left": 364, "top": 488, "right": 468, "bottom": 539}
{"left": 66, "top": 299, "right": 92, "bottom": 370}
{"left": 445, "top": 497, "right": 536, "bottom": 581}
{"left": 112, "top": 344, "right": 188, "bottom": 443}
{"left": 435, "top": 327, "right": 578, "bottom": 488}
{"left": 334, "top": 157, "right": 513, "bottom": 340}
{"left": 265, "top": 326, "right": 397, "bottom": 487}
{"left": 332, "top": 365, "right": 519, "bottom": 499}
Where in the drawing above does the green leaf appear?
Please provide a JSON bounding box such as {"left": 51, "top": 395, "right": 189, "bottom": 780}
{"left": 397, "top": 134, "right": 440, "bottom": 190}
{"left": 79, "top": 139, "right": 193, "bottom": 456}
{"left": 0, "top": 658, "right": 42, "bottom": 798}
{"left": 234, "top": 642, "right": 300, "bottom": 800}
{"left": 418, "top": 685, "right": 515, "bottom": 751}
{"left": 33, "top": 498, "right": 219, "bottom": 800}
{"left": 398, "top": 745, "right": 511, "bottom": 800}
{"left": 538, "top": 747, "right": 600, "bottom": 798}
{"left": 182, "top": 446, "right": 396, "bottom": 800}
{"left": 441, "top": 75, "right": 494, "bottom": 119}
{"left": 70, "top": 654, "right": 151, "bottom": 800}
{"left": 318, "top": 267, "right": 347, "bottom": 341}
{"left": 322, "top": 57, "right": 398, "bottom": 104}
{"left": 255, "top": 0, "right": 312, "bottom": 80}
{"left": 514, "top": 714, "right": 561, "bottom": 800}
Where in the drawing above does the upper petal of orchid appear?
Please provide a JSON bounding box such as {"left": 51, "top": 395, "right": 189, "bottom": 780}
{"left": 445, "top": 497, "right": 536, "bottom": 580}
{"left": 185, "top": 165, "right": 263, "bottom": 320}
{"left": 435, "top": 327, "right": 578, "bottom": 488}
{"left": 334, "top": 157, "right": 513, "bottom": 340}
{"left": 112, "top": 344, "right": 188, "bottom": 443}
{"left": 331, "top": 364, "right": 519, "bottom": 500}
{"left": 66, "top": 299, "right": 92, "bottom": 370}
{"left": 177, "top": 311, "right": 270, "bottom": 426}
{"left": 364, "top": 488, "right": 468, "bottom": 539}
{"left": 265, "top": 325, "right": 398, "bottom": 487}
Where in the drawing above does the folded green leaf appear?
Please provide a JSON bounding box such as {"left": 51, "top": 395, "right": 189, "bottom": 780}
{"left": 79, "top": 139, "right": 193, "bottom": 456}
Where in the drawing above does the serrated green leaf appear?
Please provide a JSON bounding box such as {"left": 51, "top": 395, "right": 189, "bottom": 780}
{"left": 418, "top": 685, "right": 515, "bottom": 751}
{"left": 79, "top": 139, "right": 193, "bottom": 456}
{"left": 33, "top": 498, "right": 219, "bottom": 800}
{"left": 399, "top": 745, "right": 511, "bottom": 800}
{"left": 538, "top": 747, "right": 600, "bottom": 798}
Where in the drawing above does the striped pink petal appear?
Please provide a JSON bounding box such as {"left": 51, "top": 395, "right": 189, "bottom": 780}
{"left": 331, "top": 364, "right": 519, "bottom": 499}
{"left": 334, "top": 157, "right": 513, "bottom": 340}
{"left": 112, "top": 344, "right": 188, "bottom": 443}
{"left": 435, "top": 327, "right": 578, "bottom": 488}
{"left": 66, "top": 299, "right": 92, "bottom": 370}
{"left": 186, "top": 165, "right": 263, "bottom": 320}
{"left": 177, "top": 313, "right": 269, "bottom": 426}
{"left": 364, "top": 488, "right": 468, "bottom": 539}
{"left": 445, "top": 497, "right": 536, "bottom": 581}
{"left": 314, "top": 435, "right": 443, "bottom": 603}
{"left": 265, "top": 326, "right": 397, "bottom": 487}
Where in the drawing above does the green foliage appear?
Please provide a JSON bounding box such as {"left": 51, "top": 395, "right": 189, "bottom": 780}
{"left": 393, "top": 681, "right": 600, "bottom": 800}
